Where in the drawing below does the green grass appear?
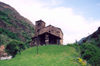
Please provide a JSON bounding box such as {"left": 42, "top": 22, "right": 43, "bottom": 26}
{"left": 0, "top": 45, "right": 81, "bottom": 66}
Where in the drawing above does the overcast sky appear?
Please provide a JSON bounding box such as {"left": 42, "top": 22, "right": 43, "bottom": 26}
{"left": 1, "top": 0, "right": 100, "bottom": 44}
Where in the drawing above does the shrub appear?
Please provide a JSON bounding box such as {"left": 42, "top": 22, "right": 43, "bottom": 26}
{"left": 80, "top": 42, "right": 100, "bottom": 66}
{"left": 5, "top": 40, "right": 25, "bottom": 57}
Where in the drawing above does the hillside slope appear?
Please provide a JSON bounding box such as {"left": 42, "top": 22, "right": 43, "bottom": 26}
{"left": 79, "top": 27, "right": 100, "bottom": 47}
{"left": 0, "top": 45, "right": 81, "bottom": 66}
{"left": 78, "top": 27, "right": 100, "bottom": 65}
{"left": 0, "top": 2, "right": 34, "bottom": 45}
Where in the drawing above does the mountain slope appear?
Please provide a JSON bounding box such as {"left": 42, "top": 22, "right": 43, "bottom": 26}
{"left": 79, "top": 27, "right": 100, "bottom": 47}
{"left": 0, "top": 45, "right": 81, "bottom": 66}
{"left": 0, "top": 2, "right": 34, "bottom": 45}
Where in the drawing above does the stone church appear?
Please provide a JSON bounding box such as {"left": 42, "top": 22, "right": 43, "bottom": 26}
{"left": 30, "top": 20, "right": 63, "bottom": 46}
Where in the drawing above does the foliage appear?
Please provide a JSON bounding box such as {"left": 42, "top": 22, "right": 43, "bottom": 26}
{"left": 80, "top": 43, "right": 100, "bottom": 66}
{"left": 0, "top": 11, "right": 12, "bottom": 25}
{"left": 25, "top": 40, "right": 32, "bottom": 48}
{"left": 0, "top": 45, "right": 81, "bottom": 66}
{"left": 5, "top": 40, "right": 25, "bottom": 57}
{"left": 0, "top": 34, "right": 12, "bottom": 45}
{"left": 0, "top": 28, "right": 20, "bottom": 40}
{"left": 88, "top": 35, "right": 100, "bottom": 47}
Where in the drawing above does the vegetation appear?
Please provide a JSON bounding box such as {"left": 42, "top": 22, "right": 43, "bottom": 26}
{"left": 80, "top": 42, "right": 100, "bottom": 66}
{"left": 0, "top": 11, "right": 12, "bottom": 25}
{"left": 68, "top": 41, "right": 100, "bottom": 66}
{"left": 78, "top": 27, "right": 100, "bottom": 66}
{"left": 5, "top": 40, "right": 25, "bottom": 57}
{"left": 0, "top": 45, "right": 82, "bottom": 66}
{"left": 0, "top": 28, "right": 20, "bottom": 41}
{"left": 0, "top": 3, "right": 34, "bottom": 47}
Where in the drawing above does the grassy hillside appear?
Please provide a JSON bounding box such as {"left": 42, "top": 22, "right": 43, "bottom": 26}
{"left": 0, "top": 45, "right": 81, "bottom": 66}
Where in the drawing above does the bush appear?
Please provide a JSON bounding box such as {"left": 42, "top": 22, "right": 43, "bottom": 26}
{"left": 80, "top": 43, "right": 100, "bottom": 66}
{"left": 5, "top": 40, "right": 25, "bottom": 57}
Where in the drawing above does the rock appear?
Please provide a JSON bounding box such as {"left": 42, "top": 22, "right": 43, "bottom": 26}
{"left": 0, "top": 56, "right": 12, "bottom": 60}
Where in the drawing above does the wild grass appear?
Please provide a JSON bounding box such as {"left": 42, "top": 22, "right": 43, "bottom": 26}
{"left": 0, "top": 45, "right": 81, "bottom": 66}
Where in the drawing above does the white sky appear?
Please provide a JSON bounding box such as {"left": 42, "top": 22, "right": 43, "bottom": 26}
{"left": 1, "top": 0, "right": 100, "bottom": 44}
